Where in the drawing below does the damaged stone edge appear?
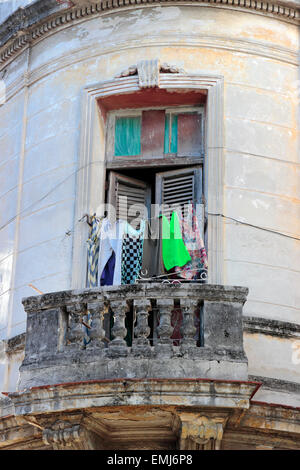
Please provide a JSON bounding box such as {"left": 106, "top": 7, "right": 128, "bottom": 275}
{"left": 0, "top": 333, "right": 26, "bottom": 361}
{"left": 3, "top": 377, "right": 300, "bottom": 421}
{"left": 21, "top": 283, "right": 249, "bottom": 313}
{"left": 249, "top": 375, "right": 300, "bottom": 395}
{"left": 243, "top": 316, "right": 300, "bottom": 339}
{"left": 6, "top": 378, "right": 261, "bottom": 415}
{"left": 0, "top": 0, "right": 299, "bottom": 67}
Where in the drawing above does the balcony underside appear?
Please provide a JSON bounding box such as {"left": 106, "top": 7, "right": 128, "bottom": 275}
{"left": 2, "top": 378, "right": 259, "bottom": 450}
{"left": 3, "top": 379, "right": 300, "bottom": 450}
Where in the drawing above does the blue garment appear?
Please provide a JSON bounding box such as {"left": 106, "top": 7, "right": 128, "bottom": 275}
{"left": 100, "top": 252, "right": 116, "bottom": 286}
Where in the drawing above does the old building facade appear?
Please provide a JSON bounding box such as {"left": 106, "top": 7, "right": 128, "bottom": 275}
{"left": 0, "top": 0, "right": 299, "bottom": 450}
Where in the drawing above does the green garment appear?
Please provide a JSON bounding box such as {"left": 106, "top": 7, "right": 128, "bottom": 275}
{"left": 161, "top": 212, "right": 191, "bottom": 271}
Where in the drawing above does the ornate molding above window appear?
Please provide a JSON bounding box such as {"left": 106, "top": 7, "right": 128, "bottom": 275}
{"left": 116, "top": 60, "right": 185, "bottom": 88}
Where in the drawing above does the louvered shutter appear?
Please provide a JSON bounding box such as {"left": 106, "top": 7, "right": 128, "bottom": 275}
{"left": 155, "top": 166, "right": 202, "bottom": 213}
{"left": 108, "top": 171, "right": 151, "bottom": 224}
{"left": 155, "top": 166, "right": 204, "bottom": 236}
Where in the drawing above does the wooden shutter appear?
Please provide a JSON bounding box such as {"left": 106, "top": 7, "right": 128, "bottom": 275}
{"left": 114, "top": 116, "right": 141, "bottom": 157}
{"left": 177, "top": 113, "right": 203, "bottom": 157}
{"left": 155, "top": 167, "right": 204, "bottom": 234}
{"left": 107, "top": 171, "right": 151, "bottom": 225}
{"left": 164, "top": 109, "right": 204, "bottom": 157}
{"left": 141, "top": 110, "right": 165, "bottom": 158}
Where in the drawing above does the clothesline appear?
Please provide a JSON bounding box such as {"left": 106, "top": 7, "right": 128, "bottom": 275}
{"left": 136, "top": 266, "right": 208, "bottom": 282}
{"left": 88, "top": 206, "right": 208, "bottom": 289}
{"left": 89, "top": 212, "right": 201, "bottom": 222}
{"left": 85, "top": 212, "right": 300, "bottom": 242}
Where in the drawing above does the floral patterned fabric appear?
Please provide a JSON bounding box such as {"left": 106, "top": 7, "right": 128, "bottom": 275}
{"left": 174, "top": 203, "right": 208, "bottom": 280}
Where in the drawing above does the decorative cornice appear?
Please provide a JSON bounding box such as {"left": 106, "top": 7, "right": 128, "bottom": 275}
{"left": 243, "top": 316, "right": 300, "bottom": 339}
{"left": 0, "top": 0, "right": 299, "bottom": 67}
{"left": 0, "top": 0, "right": 71, "bottom": 48}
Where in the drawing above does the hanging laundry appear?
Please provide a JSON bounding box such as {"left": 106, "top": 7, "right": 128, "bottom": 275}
{"left": 86, "top": 215, "right": 103, "bottom": 288}
{"left": 121, "top": 220, "right": 145, "bottom": 285}
{"left": 98, "top": 218, "right": 124, "bottom": 286}
{"left": 140, "top": 218, "right": 165, "bottom": 280}
{"left": 161, "top": 211, "right": 191, "bottom": 271}
{"left": 85, "top": 214, "right": 104, "bottom": 346}
{"left": 98, "top": 218, "right": 146, "bottom": 286}
{"left": 100, "top": 251, "right": 116, "bottom": 286}
{"left": 98, "top": 218, "right": 114, "bottom": 285}
{"left": 175, "top": 203, "right": 208, "bottom": 280}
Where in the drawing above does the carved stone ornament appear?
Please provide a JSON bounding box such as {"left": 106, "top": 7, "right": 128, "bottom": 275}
{"left": 177, "top": 414, "right": 228, "bottom": 450}
{"left": 137, "top": 59, "right": 160, "bottom": 88}
{"left": 42, "top": 419, "right": 101, "bottom": 450}
{"left": 116, "top": 59, "right": 185, "bottom": 87}
{"left": 42, "top": 420, "right": 83, "bottom": 449}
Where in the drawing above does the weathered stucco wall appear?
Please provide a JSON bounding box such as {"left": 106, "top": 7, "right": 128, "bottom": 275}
{"left": 0, "top": 5, "right": 299, "bottom": 397}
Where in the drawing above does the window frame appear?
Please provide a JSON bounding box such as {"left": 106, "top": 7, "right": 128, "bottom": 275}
{"left": 73, "top": 73, "right": 224, "bottom": 288}
{"left": 105, "top": 105, "right": 205, "bottom": 164}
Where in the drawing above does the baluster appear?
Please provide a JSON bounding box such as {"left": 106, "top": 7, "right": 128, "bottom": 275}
{"left": 86, "top": 301, "right": 105, "bottom": 349}
{"left": 155, "top": 298, "right": 174, "bottom": 356}
{"left": 180, "top": 298, "right": 198, "bottom": 354}
{"left": 132, "top": 299, "right": 152, "bottom": 357}
{"left": 107, "top": 299, "right": 129, "bottom": 357}
{"left": 66, "top": 303, "right": 85, "bottom": 350}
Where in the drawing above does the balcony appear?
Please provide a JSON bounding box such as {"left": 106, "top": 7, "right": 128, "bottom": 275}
{"left": 19, "top": 282, "right": 249, "bottom": 390}
{"left": 0, "top": 282, "right": 264, "bottom": 450}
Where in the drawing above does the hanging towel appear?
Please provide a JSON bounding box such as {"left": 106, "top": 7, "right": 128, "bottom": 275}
{"left": 175, "top": 203, "right": 208, "bottom": 279}
{"left": 121, "top": 220, "right": 145, "bottom": 285}
{"left": 86, "top": 215, "right": 103, "bottom": 288}
{"left": 161, "top": 211, "right": 191, "bottom": 271}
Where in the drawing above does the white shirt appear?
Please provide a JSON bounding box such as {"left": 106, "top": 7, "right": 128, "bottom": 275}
{"left": 98, "top": 218, "right": 145, "bottom": 286}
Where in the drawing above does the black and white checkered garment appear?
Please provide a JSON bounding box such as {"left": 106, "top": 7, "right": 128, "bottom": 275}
{"left": 121, "top": 234, "right": 144, "bottom": 285}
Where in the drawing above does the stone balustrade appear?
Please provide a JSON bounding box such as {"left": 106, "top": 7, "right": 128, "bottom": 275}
{"left": 19, "top": 283, "right": 249, "bottom": 389}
